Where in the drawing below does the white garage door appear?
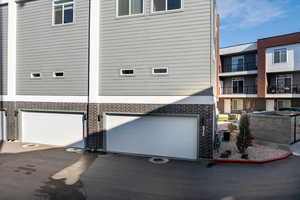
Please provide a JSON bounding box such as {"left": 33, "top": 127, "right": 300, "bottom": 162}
{"left": 106, "top": 115, "right": 198, "bottom": 160}
{"left": 0, "top": 111, "right": 7, "bottom": 141}
{"left": 20, "top": 111, "right": 85, "bottom": 148}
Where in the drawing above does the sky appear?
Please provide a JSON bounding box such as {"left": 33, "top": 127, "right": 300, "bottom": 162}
{"left": 217, "top": 0, "right": 300, "bottom": 48}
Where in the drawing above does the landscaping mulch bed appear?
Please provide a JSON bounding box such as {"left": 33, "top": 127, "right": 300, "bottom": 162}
{"left": 214, "top": 132, "right": 289, "bottom": 161}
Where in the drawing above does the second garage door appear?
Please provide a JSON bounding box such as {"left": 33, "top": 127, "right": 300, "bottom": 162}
{"left": 105, "top": 114, "right": 199, "bottom": 160}
{"left": 20, "top": 111, "right": 85, "bottom": 148}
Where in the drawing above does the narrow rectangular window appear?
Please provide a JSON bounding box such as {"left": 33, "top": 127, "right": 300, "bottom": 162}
{"left": 232, "top": 78, "right": 244, "bottom": 94}
{"left": 53, "top": 71, "right": 65, "bottom": 78}
{"left": 153, "top": 0, "right": 182, "bottom": 12}
{"left": 120, "top": 69, "right": 134, "bottom": 76}
{"left": 118, "top": 0, "right": 143, "bottom": 17}
{"left": 152, "top": 67, "right": 168, "bottom": 75}
{"left": 31, "top": 72, "right": 41, "bottom": 79}
{"left": 53, "top": 0, "right": 74, "bottom": 25}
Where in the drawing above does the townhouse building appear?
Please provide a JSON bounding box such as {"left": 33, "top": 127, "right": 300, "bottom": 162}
{"left": 0, "top": 0, "right": 218, "bottom": 159}
{"left": 218, "top": 32, "right": 300, "bottom": 114}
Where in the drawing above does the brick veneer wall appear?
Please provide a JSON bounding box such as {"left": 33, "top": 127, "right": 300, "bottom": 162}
{"left": 0, "top": 101, "right": 215, "bottom": 159}
{"left": 257, "top": 32, "right": 300, "bottom": 98}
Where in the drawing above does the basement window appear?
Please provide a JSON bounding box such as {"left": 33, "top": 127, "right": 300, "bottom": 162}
{"left": 53, "top": 0, "right": 74, "bottom": 25}
{"left": 152, "top": 0, "right": 182, "bottom": 13}
{"left": 30, "top": 72, "right": 41, "bottom": 79}
{"left": 152, "top": 67, "right": 168, "bottom": 75}
{"left": 53, "top": 71, "right": 65, "bottom": 78}
{"left": 120, "top": 69, "right": 135, "bottom": 76}
{"left": 117, "top": 0, "right": 144, "bottom": 17}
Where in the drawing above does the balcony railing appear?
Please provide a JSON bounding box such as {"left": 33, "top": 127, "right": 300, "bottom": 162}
{"left": 221, "top": 86, "right": 257, "bottom": 95}
{"left": 222, "top": 62, "right": 257, "bottom": 73}
{"left": 268, "top": 85, "right": 300, "bottom": 94}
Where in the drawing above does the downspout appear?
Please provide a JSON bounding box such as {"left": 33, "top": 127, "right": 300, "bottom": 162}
{"left": 86, "top": 0, "right": 91, "bottom": 149}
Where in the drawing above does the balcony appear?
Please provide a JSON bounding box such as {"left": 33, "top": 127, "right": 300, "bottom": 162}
{"left": 268, "top": 85, "right": 300, "bottom": 94}
{"left": 220, "top": 85, "right": 257, "bottom": 97}
{"left": 219, "top": 62, "right": 258, "bottom": 77}
{"left": 222, "top": 62, "right": 257, "bottom": 73}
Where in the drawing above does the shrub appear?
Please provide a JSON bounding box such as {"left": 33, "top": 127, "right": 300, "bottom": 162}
{"left": 236, "top": 114, "right": 251, "bottom": 154}
{"left": 241, "top": 154, "right": 249, "bottom": 159}
{"left": 220, "top": 150, "right": 232, "bottom": 158}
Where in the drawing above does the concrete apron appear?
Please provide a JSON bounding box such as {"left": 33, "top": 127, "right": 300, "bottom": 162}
{"left": 291, "top": 142, "right": 300, "bottom": 156}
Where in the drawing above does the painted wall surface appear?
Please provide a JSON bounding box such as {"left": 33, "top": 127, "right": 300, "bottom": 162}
{"left": 266, "top": 43, "right": 300, "bottom": 73}
{"left": 16, "top": 0, "right": 89, "bottom": 96}
{"left": 99, "top": 0, "right": 214, "bottom": 96}
{"left": 0, "top": 5, "right": 8, "bottom": 95}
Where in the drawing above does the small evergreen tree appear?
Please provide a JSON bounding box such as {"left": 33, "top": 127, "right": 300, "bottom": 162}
{"left": 236, "top": 114, "right": 251, "bottom": 154}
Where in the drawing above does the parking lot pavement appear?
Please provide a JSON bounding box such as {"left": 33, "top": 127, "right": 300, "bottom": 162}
{"left": 0, "top": 143, "right": 300, "bottom": 200}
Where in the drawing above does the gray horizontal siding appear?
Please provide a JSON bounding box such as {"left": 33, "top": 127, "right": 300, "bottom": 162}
{"left": 16, "top": 0, "right": 89, "bottom": 96}
{"left": 0, "top": 5, "right": 8, "bottom": 95}
{"left": 99, "top": 0, "right": 213, "bottom": 96}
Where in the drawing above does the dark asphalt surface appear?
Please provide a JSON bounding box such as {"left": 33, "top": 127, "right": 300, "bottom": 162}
{"left": 0, "top": 148, "right": 300, "bottom": 200}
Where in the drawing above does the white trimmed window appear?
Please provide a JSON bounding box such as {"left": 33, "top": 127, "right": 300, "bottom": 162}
{"left": 120, "top": 69, "right": 135, "bottom": 76}
{"left": 232, "top": 99, "right": 243, "bottom": 111}
{"left": 53, "top": 71, "right": 65, "bottom": 78}
{"left": 274, "top": 48, "right": 287, "bottom": 64}
{"left": 152, "top": 67, "right": 168, "bottom": 75}
{"left": 53, "top": 0, "right": 74, "bottom": 25}
{"left": 152, "top": 0, "right": 182, "bottom": 12}
{"left": 117, "top": 0, "right": 144, "bottom": 17}
{"left": 30, "top": 72, "right": 41, "bottom": 79}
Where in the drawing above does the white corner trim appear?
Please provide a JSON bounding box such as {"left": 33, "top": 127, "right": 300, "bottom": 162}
{"left": 7, "top": 0, "right": 17, "bottom": 98}
{"left": 89, "top": 0, "right": 100, "bottom": 101}
{"left": 91, "top": 96, "right": 215, "bottom": 105}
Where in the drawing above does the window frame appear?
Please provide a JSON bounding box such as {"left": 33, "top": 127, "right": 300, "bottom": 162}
{"left": 116, "top": 0, "right": 145, "bottom": 18}
{"left": 30, "top": 72, "right": 42, "bottom": 79}
{"left": 273, "top": 48, "right": 287, "bottom": 64}
{"left": 232, "top": 78, "right": 244, "bottom": 94}
{"left": 53, "top": 71, "right": 65, "bottom": 79}
{"left": 52, "top": 0, "right": 76, "bottom": 26}
{"left": 231, "top": 55, "right": 245, "bottom": 72}
{"left": 151, "top": 0, "right": 184, "bottom": 14}
{"left": 120, "top": 68, "right": 135, "bottom": 76}
{"left": 152, "top": 67, "right": 168, "bottom": 75}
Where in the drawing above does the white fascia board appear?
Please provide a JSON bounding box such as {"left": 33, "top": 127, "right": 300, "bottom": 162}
{"left": 221, "top": 43, "right": 257, "bottom": 55}
{"left": 2, "top": 96, "right": 88, "bottom": 103}
{"left": 219, "top": 70, "right": 258, "bottom": 77}
{"left": 219, "top": 94, "right": 258, "bottom": 98}
{"left": 7, "top": 0, "right": 17, "bottom": 98}
{"left": 1, "top": 96, "right": 215, "bottom": 105}
{"left": 0, "top": 0, "right": 8, "bottom": 5}
{"left": 91, "top": 96, "right": 215, "bottom": 105}
{"left": 89, "top": 0, "right": 100, "bottom": 101}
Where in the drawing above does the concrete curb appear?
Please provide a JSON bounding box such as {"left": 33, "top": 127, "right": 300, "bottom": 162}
{"left": 211, "top": 152, "right": 293, "bottom": 164}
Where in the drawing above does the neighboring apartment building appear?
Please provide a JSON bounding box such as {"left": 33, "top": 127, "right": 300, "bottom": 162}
{"left": 0, "top": 0, "right": 218, "bottom": 159}
{"left": 218, "top": 32, "right": 300, "bottom": 114}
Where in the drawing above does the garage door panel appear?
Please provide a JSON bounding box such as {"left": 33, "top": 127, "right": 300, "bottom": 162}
{"left": 21, "top": 112, "right": 84, "bottom": 148}
{"left": 106, "top": 115, "right": 198, "bottom": 160}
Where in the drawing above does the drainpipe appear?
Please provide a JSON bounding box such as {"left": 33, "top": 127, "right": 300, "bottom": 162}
{"left": 86, "top": 0, "right": 92, "bottom": 149}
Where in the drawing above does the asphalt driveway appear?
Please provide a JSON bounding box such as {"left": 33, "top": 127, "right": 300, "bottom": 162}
{"left": 0, "top": 143, "right": 300, "bottom": 200}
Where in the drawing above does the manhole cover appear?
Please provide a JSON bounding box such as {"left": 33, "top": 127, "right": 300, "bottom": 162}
{"left": 149, "top": 157, "right": 169, "bottom": 164}
{"left": 65, "top": 148, "right": 84, "bottom": 153}
{"left": 22, "top": 144, "right": 39, "bottom": 148}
